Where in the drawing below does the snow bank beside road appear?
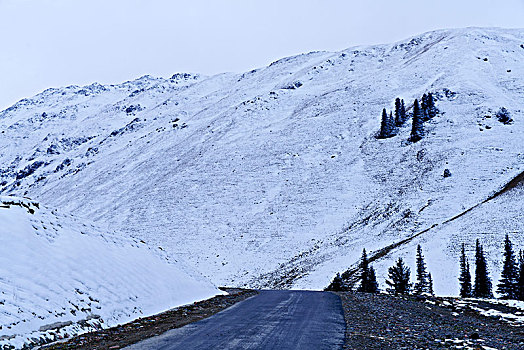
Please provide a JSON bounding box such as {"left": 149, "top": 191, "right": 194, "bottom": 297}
{"left": 0, "top": 196, "right": 220, "bottom": 349}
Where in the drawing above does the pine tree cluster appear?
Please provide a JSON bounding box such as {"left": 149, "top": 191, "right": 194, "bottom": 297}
{"left": 378, "top": 108, "right": 396, "bottom": 139}
{"left": 326, "top": 245, "right": 434, "bottom": 297}
{"left": 420, "top": 93, "right": 437, "bottom": 121}
{"left": 459, "top": 235, "right": 524, "bottom": 301}
{"left": 385, "top": 245, "right": 434, "bottom": 296}
{"left": 377, "top": 93, "right": 438, "bottom": 142}
{"left": 394, "top": 97, "right": 407, "bottom": 126}
{"left": 327, "top": 235, "right": 524, "bottom": 301}
{"left": 326, "top": 273, "right": 345, "bottom": 292}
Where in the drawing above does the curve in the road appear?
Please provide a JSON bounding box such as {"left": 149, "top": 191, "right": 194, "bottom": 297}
{"left": 124, "top": 290, "right": 345, "bottom": 350}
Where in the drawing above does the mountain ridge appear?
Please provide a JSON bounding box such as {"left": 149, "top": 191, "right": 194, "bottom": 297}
{"left": 0, "top": 27, "right": 523, "bottom": 295}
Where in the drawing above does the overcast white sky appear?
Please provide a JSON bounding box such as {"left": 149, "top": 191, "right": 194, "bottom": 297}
{"left": 0, "top": 0, "right": 523, "bottom": 110}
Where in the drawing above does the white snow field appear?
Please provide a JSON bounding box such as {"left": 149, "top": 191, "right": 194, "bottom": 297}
{"left": 0, "top": 27, "right": 523, "bottom": 297}
{"left": 0, "top": 197, "right": 219, "bottom": 348}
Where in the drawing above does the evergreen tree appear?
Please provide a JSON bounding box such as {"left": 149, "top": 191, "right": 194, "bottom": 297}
{"left": 389, "top": 111, "right": 396, "bottom": 135}
{"left": 394, "top": 98, "right": 407, "bottom": 125}
{"left": 357, "top": 248, "right": 370, "bottom": 292}
{"left": 368, "top": 266, "right": 379, "bottom": 293}
{"left": 410, "top": 99, "right": 424, "bottom": 142}
{"left": 394, "top": 98, "right": 404, "bottom": 126}
{"left": 378, "top": 108, "right": 395, "bottom": 138}
{"left": 414, "top": 245, "right": 428, "bottom": 294}
{"left": 421, "top": 93, "right": 429, "bottom": 121}
{"left": 327, "top": 273, "right": 344, "bottom": 292}
{"left": 497, "top": 234, "right": 518, "bottom": 299}
{"left": 357, "top": 248, "right": 379, "bottom": 293}
{"left": 386, "top": 257, "right": 411, "bottom": 295}
{"left": 517, "top": 250, "right": 524, "bottom": 301}
{"left": 473, "top": 239, "right": 493, "bottom": 298}
{"left": 400, "top": 99, "right": 406, "bottom": 123}
{"left": 427, "top": 92, "right": 437, "bottom": 119}
{"left": 459, "top": 243, "right": 472, "bottom": 298}
{"left": 427, "top": 272, "right": 434, "bottom": 296}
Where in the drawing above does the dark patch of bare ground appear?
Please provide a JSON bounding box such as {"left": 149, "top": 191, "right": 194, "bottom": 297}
{"left": 41, "top": 288, "right": 257, "bottom": 350}
{"left": 339, "top": 292, "right": 524, "bottom": 350}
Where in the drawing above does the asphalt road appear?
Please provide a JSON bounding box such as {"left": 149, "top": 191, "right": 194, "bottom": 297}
{"left": 124, "top": 290, "right": 345, "bottom": 350}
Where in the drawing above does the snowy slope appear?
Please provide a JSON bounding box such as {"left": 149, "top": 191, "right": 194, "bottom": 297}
{"left": 368, "top": 174, "right": 524, "bottom": 297}
{"left": 0, "top": 27, "right": 523, "bottom": 294}
{"left": 0, "top": 197, "right": 219, "bottom": 349}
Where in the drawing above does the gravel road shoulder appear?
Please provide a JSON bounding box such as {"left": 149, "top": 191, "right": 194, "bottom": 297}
{"left": 40, "top": 288, "right": 257, "bottom": 350}
{"left": 339, "top": 292, "right": 524, "bottom": 349}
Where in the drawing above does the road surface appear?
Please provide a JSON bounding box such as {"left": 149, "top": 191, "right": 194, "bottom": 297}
{"left": 124, "top": 290, "right": 345, "bottom": 350}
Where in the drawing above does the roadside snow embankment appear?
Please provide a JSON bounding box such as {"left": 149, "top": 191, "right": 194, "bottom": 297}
{"left": 0, "top": 196, "right": 220, "bottom": 349}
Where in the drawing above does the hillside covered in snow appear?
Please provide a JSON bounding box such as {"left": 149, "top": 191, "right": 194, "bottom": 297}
{"left": 0, "top": 197, "right": 219, "bottom": 348}
{"left": 0, "top": 27, "right": 523, "bottom": 298}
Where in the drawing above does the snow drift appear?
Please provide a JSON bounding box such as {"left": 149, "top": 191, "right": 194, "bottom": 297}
{"left": 0, "top": 197, "right": 219, "bottom": 348}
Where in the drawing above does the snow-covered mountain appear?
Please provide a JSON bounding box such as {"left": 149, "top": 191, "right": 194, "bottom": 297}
{"left": 0, "top": 27, "right": 523, "bottom": 297}
{"left": 0, "top": 196, "right": 219, "bottom": 348}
